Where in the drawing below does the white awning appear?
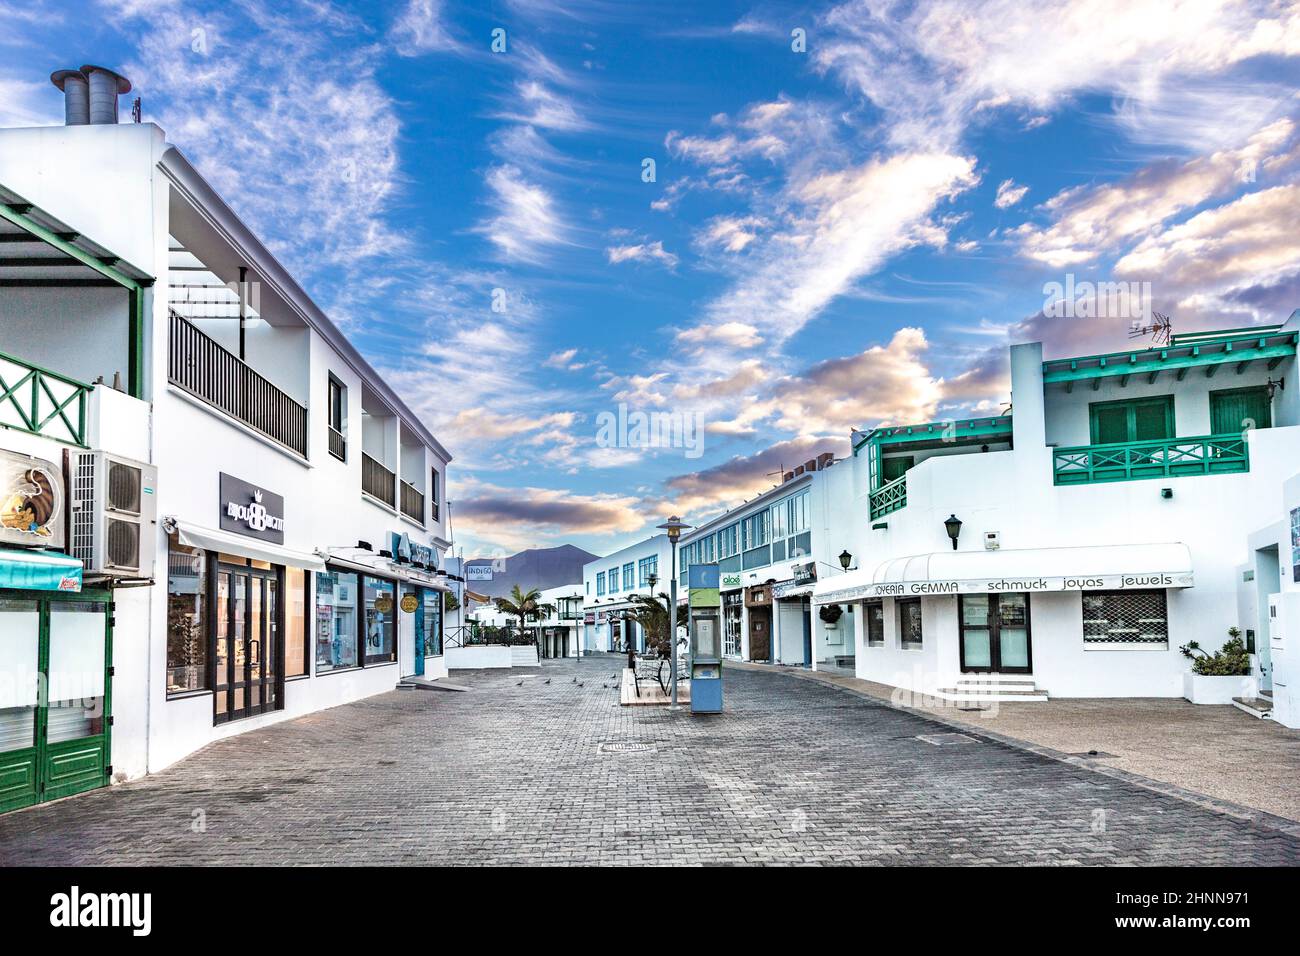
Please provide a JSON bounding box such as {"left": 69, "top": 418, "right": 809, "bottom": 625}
{"left": 322, "top": 547, "right": 450, "bottom": 591}
{"left": 813, "top": 542, "right": 1194, "bottom": 605}
{"left": 166, "top": 517, "right": 326, "bottom": 572}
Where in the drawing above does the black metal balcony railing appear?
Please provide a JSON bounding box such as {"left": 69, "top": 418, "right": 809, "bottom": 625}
{"left": 362, "top": 452, "right": 396, "bottom": 507}
{"left": 400, "top": 479, "right": 425, "bottom": 523}
{"left": 168, "top": 311, "right": 308, "bottom": 457}
{"left": 328, "top": 426, "right": 346, "bottom": 461}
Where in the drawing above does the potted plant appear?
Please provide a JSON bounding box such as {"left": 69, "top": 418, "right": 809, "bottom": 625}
{"left": 1180, "top": 628, "right": 1256, "bottom": 704}
{"left": 819, "top": 604, "right": 844, "bottom": 628}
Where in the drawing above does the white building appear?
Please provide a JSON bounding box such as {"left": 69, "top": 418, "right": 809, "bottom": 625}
{"left": 0, "top": 68, "right": 454, "bottom": 814}
{"left": 677, "top": 453, "right": 850, "bottom": 670}
{"left": 581, "top": 535, "right": 672, "bottom": 653}
{"left": 812, "top": 320, "right": 1300, "bottom": 703}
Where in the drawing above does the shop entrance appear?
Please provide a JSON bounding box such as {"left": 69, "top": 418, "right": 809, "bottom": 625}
{"left": 215, "top": 562, "right": 279, "bottom": 724}
{"left": 748, "top": 606, "right": 771, "bottom": 662}
{"left": 0, "top": 590, "right": 112, "bottom": 815}
{"left": 959, "top": 593, "right": 1032, "bottom": 673}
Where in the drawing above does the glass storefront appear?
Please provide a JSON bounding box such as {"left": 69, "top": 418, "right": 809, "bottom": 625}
{"left": 316, "top": 569, "right": 359, "bottom": 672}
{"left": 420, "top": 587, "right": 443, "bottom": 657}
{"left": 364, "top": 577, "right": 396, "bottom": 665}
{"left": 166, "top": 541, "right": 208, "bottom": 694}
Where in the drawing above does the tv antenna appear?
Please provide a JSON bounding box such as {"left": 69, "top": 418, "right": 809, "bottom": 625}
{"left": 1128, "top": 311, "right": 1173, "bottom": 346}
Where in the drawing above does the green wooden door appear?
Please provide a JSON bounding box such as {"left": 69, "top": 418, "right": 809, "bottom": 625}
{"left": 0, "top": 592, "right": 112, "bottom": 815}
{"left": 1210, "top": 386, "right": 1272, "bottom": 435}
{"left": 882, "top": 455, "right": 915, "bottom": 482}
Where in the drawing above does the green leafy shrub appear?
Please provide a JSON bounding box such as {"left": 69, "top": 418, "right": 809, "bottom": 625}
{"left": 1180, "top": 627, "right": 1251, "bottom": 676}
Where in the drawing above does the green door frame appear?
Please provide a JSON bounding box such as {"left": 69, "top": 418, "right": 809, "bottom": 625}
{"left": 0, "top": 586, "right": 113, "bottom": 815}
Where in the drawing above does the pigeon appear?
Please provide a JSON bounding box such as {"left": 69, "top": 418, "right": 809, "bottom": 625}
{"left": 572, "top": 677, "right": 577, "bottom": 683}
{"left": 516, "top": 680, "right": 524, "bottom": 686}
{"left": 578, "top": 682, "right": 584, "bottom": 688}
{"left": 544, "top": 679, "right": 551, "bottom": 684}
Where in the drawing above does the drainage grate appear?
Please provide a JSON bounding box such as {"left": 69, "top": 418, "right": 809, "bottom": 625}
{"left": 598, "top": 742, "right": 658, "bottom": 755}
{"left": 916, "top": 732, "right": 978, "bottom": 746}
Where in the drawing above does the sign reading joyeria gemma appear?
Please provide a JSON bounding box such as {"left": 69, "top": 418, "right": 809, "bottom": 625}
{"left": 219, "top": 473, "right": 285, "bottom": 545}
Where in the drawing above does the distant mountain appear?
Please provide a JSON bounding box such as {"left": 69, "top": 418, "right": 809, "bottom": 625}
{"left": 462, "top": 544, "right": 596, "bottom": 598}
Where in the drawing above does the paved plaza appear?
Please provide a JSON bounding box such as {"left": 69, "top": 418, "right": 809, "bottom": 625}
{"left": 1, "top": 657, "right": 1297, "bottom": 866}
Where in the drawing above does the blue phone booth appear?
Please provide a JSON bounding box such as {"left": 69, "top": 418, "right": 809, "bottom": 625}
{"left": 688, "top": 563, "right": 723, "bottom": 714}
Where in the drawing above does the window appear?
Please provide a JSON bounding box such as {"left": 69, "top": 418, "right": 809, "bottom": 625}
{"left": 623, "top": 562, "right": 634, "bottom": 590}
{"left": 430, "top": 468, "right": 441, "bottom": 522}
{"left": 364, "top": 577, "right": 397, "bottom": 665}
{"left": 284, "top": 567, "right": 309, "bottom": 677}
{"left": 316, "top": 570, "right": 359, "bottom": 672}
{"left": 327, "top": 375, "right": 347, "bottom": 461}
{"left": 596, "top": 572, "right": 606, "bottom": 596}
{"left": 897, "top": 598, "right": 923, "bottom": 649}
{"left": 882, "top": 456, "right": 913, "bottom": 482}
{"left": 638, "top": 555, "right": 658, "bottom": 586}
{"left": 167, "top": 540, "right": 209, "bottom": 694}
{"left": 1089, "top": 396, "right": 1174, "bottom": 445}
{"left": 608, "top": 567, "right": 620, "bottom": 592}
{"left": 1082, "top": 589, "right": 1168, "bottom": 649}
{"left": 864, "top": 600, "right": 884, "bottom": 647}
{"left": 421, "top": 587, "right": 443, "bottom": 656}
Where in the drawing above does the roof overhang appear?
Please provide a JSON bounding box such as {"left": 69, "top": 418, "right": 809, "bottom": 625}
{"left": 813, "top": 542, "right": 1194, "bottom": 605}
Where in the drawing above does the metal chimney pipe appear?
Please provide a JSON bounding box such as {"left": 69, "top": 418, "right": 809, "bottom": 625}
{"left": 50, "top": 70, "right": 90, "bottom": 125}
{"left": 79, "top": 64, "right": 132, "bottom": 125}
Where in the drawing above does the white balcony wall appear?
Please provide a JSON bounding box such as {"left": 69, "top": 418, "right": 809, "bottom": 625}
{"left": 0, "top": 287, "right": 129, "bottom": 387}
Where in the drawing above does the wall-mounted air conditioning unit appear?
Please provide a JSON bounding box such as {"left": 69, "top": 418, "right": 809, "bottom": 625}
{"left": 68, "top": 450, "right": 158, "bottom": 578}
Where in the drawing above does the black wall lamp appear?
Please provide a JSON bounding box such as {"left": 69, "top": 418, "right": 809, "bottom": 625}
{"left": 944, "top": 514, "right": 963, "bottom": 550}
{"left": 838, "top": 549, "right": 854, "bottom": 571}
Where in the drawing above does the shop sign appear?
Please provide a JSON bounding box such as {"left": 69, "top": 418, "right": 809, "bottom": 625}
{"left": 466, "top": 564, "right": 494, "bottom": 581}
{"left": 720, "top": 572, "right": 742, "bottom": 589}
{"left": 219, "top": 473, "right": 285, "bottom": 544}
{"left": 792, "top": 561, "right": 817, "bottom": 586}
{"left": 400, "top": 593, "right": 420, "bottom": 613}
{"left": 584, "top": 611, "right": 595, "bottom": 624}
{"left": 390, "top": 532, "right": 437, "bottom": 568}
{"left": 0, "top": 452, "right": 64, "bottom": 547}
{"left": 772, "top": 580, "right": 813, "bottom": 600}
{"left": 374, "top": 595, "right": 394, "bottom": 614}
{"left": 815, "top": 572, "right": 1196, "bottom": 605}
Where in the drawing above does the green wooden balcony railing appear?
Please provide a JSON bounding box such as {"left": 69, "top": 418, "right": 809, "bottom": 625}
{"left": 869, "top": 472, "right": 907, "bottom": 519}
{"left": 0, "top": 349, "right": 90, "bottom": 446}
{"left": 1053, "top": 433, "right": 1250, "bottom": 485}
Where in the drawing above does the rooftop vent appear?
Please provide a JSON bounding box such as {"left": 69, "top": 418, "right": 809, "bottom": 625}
{"left": 51, "top": 65, "right": 131, "bottom": 125}
{"left": 50, "top": 70, "right": 89, "bottom": 125}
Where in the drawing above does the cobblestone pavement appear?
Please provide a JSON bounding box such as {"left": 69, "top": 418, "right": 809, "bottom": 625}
{"left": 2, "top": 656, "right": 1297, "bottom": 865}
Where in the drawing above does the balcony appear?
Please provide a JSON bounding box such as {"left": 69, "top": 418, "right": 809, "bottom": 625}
{"left": 870, "top": 472, "right": 907, "bottom": 519}
{"left": 362, "top": 452, "right": 396, "bottom": 507}
{"left": 168, "top": 311, "right": 308, "bottom": 457}
{"left": 0, "top": 349, "right": 89, "bottom": 446}
{"left": 1053, "top": 434, "right": 1249, "bottom": 485}
{"left": 400, "top": 479, "right": 425, "bottom": 524}
{"left": 328, "top": 426, "right": 346, "bottom": 461}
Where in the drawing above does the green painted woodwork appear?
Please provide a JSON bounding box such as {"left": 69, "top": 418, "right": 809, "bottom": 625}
{"left": 1042, "top": 335, "right": 1297, "bottom": 385}
{"left": 1210, "top": 386, "right": 1272, "bottom": 435}
{"left": 881, "top": 455, "right": 914, "bottom": 482}
{"left": 0, "top": 348, "right": 91, "bottom": 446}
{"left": 869, "top": 472, "right": 907, "bottom": 519}
{"left": 1053, "top": 433, "right": 1249, "bottom": 485}
{"left": 0, "top": 589, "right": 112, "bottom": 815}
{"left": 854, "top": 416, "right": 1012, "bottom": 455}
{"left": 0, "top": 203, "right": 150, "bottom": 401}
{"left": 1088, "top": 395, "right": 1174, "bottom": 445}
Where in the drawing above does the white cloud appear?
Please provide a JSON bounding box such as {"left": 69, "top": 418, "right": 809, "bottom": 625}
{"left": 477, "top": 164, "right": 571, "bottom": 263}
{"left": 390, "top": 0, "right": 461, "bottom": 56}
{"left": 606, "top": 240, "right": 678, "bottom": 268}
{"left": 994, "top": 178, "right": 1028, "bottom": 209}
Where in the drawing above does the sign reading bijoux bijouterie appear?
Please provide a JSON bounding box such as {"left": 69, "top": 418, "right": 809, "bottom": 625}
{"left": 815, "top": 572, "right": 1195, "bottom": 605}
{"left": 219, "top": 473, "right": 285, "bottom": 545}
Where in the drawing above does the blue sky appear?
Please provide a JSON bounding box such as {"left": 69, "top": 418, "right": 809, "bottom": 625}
{"left": 3, "top": 0, "right": 1299, "bottom": 558}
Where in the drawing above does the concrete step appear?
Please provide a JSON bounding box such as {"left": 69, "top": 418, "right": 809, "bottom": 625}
{"left": 396, "top": 676, "right": 470, "bottom": 693}
{"left": 510, "top": 645, "right": 541, "bottom": 667}
{"left": 1232, "top": 696, "right": 1274, "bottom": 720}
{"left": 934, "top": 683, "right": 1049, "bottom": 703}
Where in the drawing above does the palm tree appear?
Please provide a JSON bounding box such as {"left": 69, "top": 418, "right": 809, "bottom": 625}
{"left": 629, "top": 592, "right": 688, "bottom": 659}
{"left": 493, "top": 585, "right": 554, "bottom": 642}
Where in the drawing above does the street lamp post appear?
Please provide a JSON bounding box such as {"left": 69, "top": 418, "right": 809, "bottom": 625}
{"left": 657, "top": 516, "right": 692, "bottom": 710}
